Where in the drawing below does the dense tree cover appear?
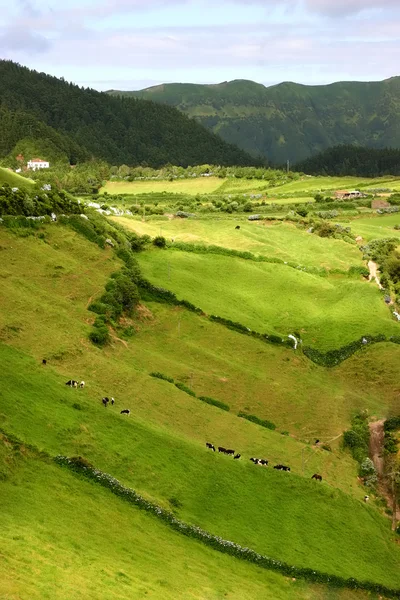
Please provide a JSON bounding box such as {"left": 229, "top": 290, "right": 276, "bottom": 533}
{"left": 295, "top": 145, "right": 400, "bottom": 177}
{"left": 0, "top": 61, "right": 260, "bottom": 168}
{"left": 111, "top": 77, "right": 400, "bottom": 163}
{"left": 0, "top": 183, "right": 81, "bottom": 216}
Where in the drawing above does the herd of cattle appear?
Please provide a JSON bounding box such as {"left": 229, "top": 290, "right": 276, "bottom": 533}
{"left": 64, "top": 377, "right": 130, "bottom": 415}
{"left": 56, "top": 363, "right": 370, "bottom": 498}
{"left": 206, "top": 442, "right": 322, "bottom": 478}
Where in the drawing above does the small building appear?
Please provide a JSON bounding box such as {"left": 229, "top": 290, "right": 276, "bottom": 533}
{"left": 335, "top": 190, "right": 365, "bottom": 200}
{"left": 27, "top": 158, "right": 50, "bottom": 171}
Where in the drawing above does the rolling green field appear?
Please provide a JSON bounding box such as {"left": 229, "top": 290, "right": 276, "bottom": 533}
{"left": 0, "top": 166, "right": 34, "bottom": 190}
{"left": 0, "top": 444, "right": 385, "bottom": 600}
{"left": 1, "top": 220, "right": 400, "bottom": 597}
{"left": 351, "top": 214, "right": 400, "bottom": 241}
{"left": 114, "top": 216, "right": 363, "bottom": 270}
{"left": 137, "top": 248, "right": 398, "bottom": 349}
{"left": 101, "top": 174, "right": 400, "bottom": 199}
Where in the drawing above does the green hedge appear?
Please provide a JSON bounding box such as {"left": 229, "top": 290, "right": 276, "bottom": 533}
{"left": 303, "top": 334, "right": 387, "bottom": 367}
{"left": 150, "top": 372, "right": 175, "bottom": 384}
{"left": 54, "top": 456, "right": 400, "bottom": 598}
{"left": 238, "top": 412, "right": 276, "bottom": 431}
{"left": 175, "top": 382, "right": 196, "bottom": 397}
{"left": 198, "top": 396, "right": 230, "bottom": 412}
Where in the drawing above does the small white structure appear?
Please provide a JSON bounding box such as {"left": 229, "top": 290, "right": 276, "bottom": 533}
{"left": 27, "top": 158, "right": 50, "bottom": 171}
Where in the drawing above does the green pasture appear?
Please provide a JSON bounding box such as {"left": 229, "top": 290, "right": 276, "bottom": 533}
{"left": 351, "top": 214, "right": 400, "bottom": 241}
{"left": 1, "top": 343, "right": 400, "bottom": 589}
{"left": 137, "top": 248, "right": 399, "bottom": 350}
{"left": 101, "top": 177, "right": 224, "bottom": 196}
{"left": 266, "top": 176, "right": 399, "bottom": 196}
{"left": 0, "top": 166, "right": 34, "bottom": 190}
{"left": 0, "top": 447, "right": 383, "bottom": 600}
{"left": 114, "top": 216, "right": 363, "bottom": 270}
{"left": 1, "top": 224, "right": 399, "bottom": 447}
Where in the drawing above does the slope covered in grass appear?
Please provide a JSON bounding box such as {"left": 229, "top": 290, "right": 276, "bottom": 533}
{"left": 137, "top": 248, "right": 398, "bottom": 349}
{"left": 1, "top": 343, "right": 400, "bottom": 588}
{"left": 0, "top": 166, "right": 34, "bottom": 190}
{"left": 114, "top": 216, "right": 363, "bottom": 270}
{"left": 0, "top": 443, "right": 384, "bottom": 600}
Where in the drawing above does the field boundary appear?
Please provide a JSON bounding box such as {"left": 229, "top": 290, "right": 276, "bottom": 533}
{"left": 54, "top": 455, "right": 400, "bottom": 598}
{"left": 139, "top": 277, "right": 400, "bottom": 366}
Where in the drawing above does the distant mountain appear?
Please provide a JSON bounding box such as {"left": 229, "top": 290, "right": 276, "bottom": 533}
{"left": 295, "top": 145, "right": 400, "bottom": 177}
{"left": 108, "top": 77, "right": 400, "bottom": 164}
{"left": 0, "top": 61, "right": 259, "bottom": 168}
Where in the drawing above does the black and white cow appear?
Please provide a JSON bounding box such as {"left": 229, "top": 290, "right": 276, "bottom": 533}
{"left": 66, "top": 380, "right": 78, "bottom": 388}
{"left": 120, "top": 409, "right": 130, "bottom": 415}
{"left": 206, "top": 443, "right": 216, "bottom": 452}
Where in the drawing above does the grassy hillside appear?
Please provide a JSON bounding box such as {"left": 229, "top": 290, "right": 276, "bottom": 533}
{"left": 0, "top": 444, "right": 384, "bottom": 600}
{"left": 0, "top": 166, "right": 34, "bottom": 190}
{"left": 0, "top": 61, "right": 259, "bottom": 168}
{"left": 109, "top": 77, "right": 400, "bottom": 163}
{"left": 136, "top": 248, "right": 398, "bottom": 349}
{"left": 114, "top": 216, "right": 363, "bottom": 270}
{"left": 1, "top": 220, "right": 400, "bottom": 595}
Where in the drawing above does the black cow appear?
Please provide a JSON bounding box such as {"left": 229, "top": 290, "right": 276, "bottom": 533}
{"left": 120, "top": 409, "right": 130, "bottom": 415}
{"left": 42, "top": 359, "right": 47, "bottom": 365}
{"left": 274, "top": 464, "right": 290, "bottom": 471}
{"left": 233, "top": 453, "right": 241, "bottom": 460}
{"left": 226, "top": 449, "right": 235, "bottom": 455}
{"left": 311, "top": 474, "right": 322, "bottom": 481}
{"left": 102, "top": 397, "right": 109, "bottom": 407}
{"left": 235, "top": 225, "right": 240, "bottom": 230}
{"left": 206, "top": 443, "right": 216, "bottom": 452}
{"left": 66, "top": 380, "right": 78, "bottom": 388}
{"left": 218, "top": 446, "right": 227, "bottom": 453}
{"left": 314, "top": 439, "right": 320, "bottom": 445}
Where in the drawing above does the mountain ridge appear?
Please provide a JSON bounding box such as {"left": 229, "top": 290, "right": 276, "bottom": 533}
{"left": 108, "top": 76, "right": 400, "bottom": 163}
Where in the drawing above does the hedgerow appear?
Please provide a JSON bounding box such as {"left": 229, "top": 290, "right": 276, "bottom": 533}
{"left": 150, "top": 372, "right": 175, "bottom": 383}
{"left": 238, "top": 412, "right": 276, "bottom": 431}
{"left": 303, "top": 334, "right": 387, "bottom": 367}
{"left": 198, "top": 396, "right": 230, "bottom": 412}
{"left": 175, "top": 382, "right": 196, "bottom": 397}
{"left": 54, "top": 456, "right": 400, "bottom": 598}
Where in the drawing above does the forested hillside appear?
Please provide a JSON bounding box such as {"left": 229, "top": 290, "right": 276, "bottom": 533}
{"left": 295, "top": 146, "right": 400, "bottom": 177}
{"left": 0, "top": 61, "right": 259, "bottom": 168}
{"left": 109, "top": 77, "right": 400, "bottom": 163}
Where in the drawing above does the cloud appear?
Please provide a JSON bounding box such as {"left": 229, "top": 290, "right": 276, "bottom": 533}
{"left": 0, "top": 26, "right": 50, "bottom": 53}
{"left": 305, "top": 0, "right": 400, "bottom": 16}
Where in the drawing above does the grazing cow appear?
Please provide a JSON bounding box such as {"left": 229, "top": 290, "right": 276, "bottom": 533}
{"left": 234, "top": 453, "right": 241, "bottom": 460}
{"left": 274, "top": 464, "right": 290, "bottom": 471}
{"left": 311, "top": 474, "right": 322, "bottom": 481}
{"left": 206, "top": 442, "right": 216, "bottom": 452}
{"left": 79, "top": 381, "right": 85, "bottom": 389}
{"left": 120, "top": 409, "right": 130, "bottom": 415}
{"left": 259, "top": 459, "right": 268, "bottom": 466}
{"left": 111, "top": 397, "right": 115, "bottom": 405}
{"left": 218, "top": 446, "right": 227, "bottom": 453}
{"left": 66, "top": 380, "right": 78, "bottom": 388}
{"left": 364, "top": 495, "right": 370, "bottom": 502}
{"left": 102, "top": 397, "right": 110, "bottom": 407}
{"left": 250, "top": 457, "right": 258, "bottom": 463}
{"left": 314, "top": 439, "right": 320, "bottom": 445}
{"left": 42, "top": 359, "right": 47, "bottom": 365}
{"left": 235, "top": 225, "right": 240, "bottom": 230}
{"left": 226, "top": 449, "right": 235, "bottom": 455}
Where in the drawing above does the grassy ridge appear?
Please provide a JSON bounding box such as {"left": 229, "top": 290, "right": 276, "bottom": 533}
{"left": 0, "top": 166, "right": 34, "bottom": 190}
{"left": 1, "top": 343, "right": 400, "bottom": 588}
{"left": 0, "top": 444, "right": 382, "bottom": 600}
{"left": 136, "top": 248, "right": 398, "bottom": 349}
{"left": 114, "top": 217, "right": 363, "bottom": 270}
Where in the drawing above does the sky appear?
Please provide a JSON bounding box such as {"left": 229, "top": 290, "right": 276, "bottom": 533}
{"left": 0, "top": 0, "right": 399, "bottom": 91}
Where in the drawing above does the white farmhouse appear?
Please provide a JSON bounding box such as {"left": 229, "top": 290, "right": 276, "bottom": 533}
{"left": 27, "top": 158, "right": 50, "bottom": 171}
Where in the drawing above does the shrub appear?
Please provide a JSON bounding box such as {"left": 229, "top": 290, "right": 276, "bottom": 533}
{"left": 198, "top": 396, "right": 230, "bottom": 412}
{"left": 175, "top": 382, "right": 196, "bottom": 397}
{"left": 238, "top": 412, "right": 276, "bottom": 430}
{"left": 343, "top": 412, "right": 370, "bottom": 464}
{"left": 153, "top": 235, "right": 167, "bottom": 248}
{"left": 150, "top": 372, "right": 175, "bottom": 384}
{"left": 89, "top": 324, "right": 110, "bottom": 346}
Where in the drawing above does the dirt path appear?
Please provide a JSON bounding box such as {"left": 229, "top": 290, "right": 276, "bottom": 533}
{"left": 369, "top": 420, "right": 385, "bottom": 476}
{"left": 368, "top": 260, "right": 383, "bottom": 290}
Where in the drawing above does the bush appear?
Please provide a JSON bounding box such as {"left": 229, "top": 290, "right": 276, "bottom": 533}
{"left": 153, "top": 235, "right": 167, "bottom": 248}
{"left": 238, "top": 412, "right": 276, "bottom": 430}
{"left": 343, "top": 412, "right": 370, "bottom": 464}
{"left": 150, "top": 372, "right": 175, "bottom": 383}
{"left": 198, "top": 396, "right": 230, "bottom": 412}
{"left": 89, "top": 324, "right": 110, "bottom": 346}
{"left": 175, "top": 382, "right": 196, "bottom": 397}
